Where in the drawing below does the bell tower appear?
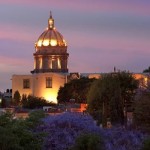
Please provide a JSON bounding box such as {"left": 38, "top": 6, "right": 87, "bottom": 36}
{"left": 31, "top": 12, "right": 69, "bottom": 74}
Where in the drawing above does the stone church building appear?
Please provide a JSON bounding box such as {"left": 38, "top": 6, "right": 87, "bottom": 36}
{"left": 12, "top": 13, "right": 69, "bottom": 103}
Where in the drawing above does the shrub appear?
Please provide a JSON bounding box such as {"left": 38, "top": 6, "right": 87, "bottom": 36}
{"left": 0, "top": 111, "right": 45, "bottom": 149}
{"left": 71, "top": 133, "right": 103, "bottom": 150}
{"left": 133, "top": 92, "right": 150, "bottom": 133}
{"left": 21, "top": 95, "right": 54, "bottom": 109}
{"left": 13, "top": 90, "right": 21, "bottom": 105}
{"left": 141, "top": 137, "right": 150, "bottom": 150}
{"left": 26, "top": 110, "right": 47, "bottom": 128}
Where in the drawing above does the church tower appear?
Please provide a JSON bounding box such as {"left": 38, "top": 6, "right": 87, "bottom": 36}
{"left": 31, "top": 12, "right": 69, "bottom": 74}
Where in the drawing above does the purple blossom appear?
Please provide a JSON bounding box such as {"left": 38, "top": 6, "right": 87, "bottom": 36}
{"left": 36, "top": 112, "right": 146, "bottom": 150}
{"left": 37, "top": 112, "right": 102, "bottom": 150}
{"left": 103, "top": 127, "right": 146, "bottom": 150}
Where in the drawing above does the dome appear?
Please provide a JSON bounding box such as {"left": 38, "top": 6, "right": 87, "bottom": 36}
{"left": 35, "top": 12, "right": 67, "bottom": 48}
{"left": 36, "top": 29, "right": 67, "bottom": 47}
{"left": 32, "top": 12, "right": 69, "bottom": 74}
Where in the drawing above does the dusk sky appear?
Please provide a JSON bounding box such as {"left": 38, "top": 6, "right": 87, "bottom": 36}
{"left": 0, "top": 0, "right": 150, "bottom": 91}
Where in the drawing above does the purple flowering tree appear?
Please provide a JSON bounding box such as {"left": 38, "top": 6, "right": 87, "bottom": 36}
{"left": 36, "top": 112, "right": 146, "bottom": 150}
{"left": 103, "top": 127, "right": 146, "bottom": 150}
{"left": 37, "top": 112, "right": 102, "bottom": 150}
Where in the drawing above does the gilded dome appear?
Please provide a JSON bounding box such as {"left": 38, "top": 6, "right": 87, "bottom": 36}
{"left": 35, "top": 12, "right": 67, "bottom": 48}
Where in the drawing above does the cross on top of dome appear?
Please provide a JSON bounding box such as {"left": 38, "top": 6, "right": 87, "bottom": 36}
{"left": 48, "top": 11, "right": 54, "bottom": 29}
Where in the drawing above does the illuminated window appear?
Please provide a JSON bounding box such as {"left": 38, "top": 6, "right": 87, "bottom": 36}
{"left": 23, "top": 79, "right": 30, "bottom": 89}
{"left": 43, "top": 39, "right": 49, "bottom": 46}
{"left": 50, "top": 39, "right": 57, "bottom": 46}
{"left": 46, "top": 77, "right": 52, "bottom": 88}
{"left": 37, "top": 40, "right": 42, "bottom": 47}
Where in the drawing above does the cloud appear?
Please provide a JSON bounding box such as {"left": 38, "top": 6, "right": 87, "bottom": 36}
{"left": 1, "top": 0, "right": 150, "bottom": 16}
{"left": 0, "top": 24, "right": 37, "bottom": 42}
{"left": 0, "top": 55, "right": 31, "bottom": 66}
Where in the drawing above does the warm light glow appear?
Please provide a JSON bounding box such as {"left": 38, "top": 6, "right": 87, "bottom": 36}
{"left": 40, "top": 57, "right": 42, "bottom": 69}
{"left": 36, "top": 76, "right": 64, "bottom": 104}
{"left": 63, "top": 39, "right": 67, "bottom": 46}
{"left": 50, "top": 59, "right": 52, "bottom": 69}
{"left": 50, "top": 39, "right": 57, "bottom": 46}
{"left": 144, "top": 77, "right": 148, "bottom": 86}
{"left": 49, "top": 20, "right": 53, "bottom": 24}
{"left": 49, "top": 19, "right": 54, "bottom": 29}
{"left": 35, "top": 42, "right": 37, "bottom": 48}
{"left": 43, "top": 91, "right": 57, "bottom": 103}
{"left": 58, "top": 58, "right": 61, "bottom": 69}
{"left": 43, "top": 39, "right": 49, "bottom": 46}
{"left": 37, "top": 40, "right": 42, "bottom": 47}
{"left": 34, "top": 58, "right": 36, "bottom": 69}
{"left": 39, "top": 86, "right": 58, "bottom": 103}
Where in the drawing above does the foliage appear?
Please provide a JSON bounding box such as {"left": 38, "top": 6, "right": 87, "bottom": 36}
{"left": 133, "top": 91, "right": 150, "bottom": 133}
{"left": 21, "top": 95, "right": 55, "bottom": 109}
{"left": 141, "top": 137, "right": 150, "bottom": 150}
{"left": 21, "top": 94, "right": 28, "bottom": 107}
{"left": 143, "top": 66, "right": 150, "bottom": 73}
{"left": 71, "top": 133, "right": 104, "bottom": 150}
{"left": 87, "top": 71, "right": 138, "bottom": 125}
{"left": 35, "top": 112, "right": 146, "bottom": 150}
{"left": 0, "top": 111, "right": 14, "bottom": 127}
{"left": 0, "top": 110, "right": 45, "bottom": 150}
{"left": 13, "top": 90, "right": 21, "bottom": 105}
{"left": 57, "top": 77, "right": 95, "bottom": 103}
{"left": 26, "top": 110, "right": 47, "bottom": 128}
{"left": 117, "top": 71, "right": 138, "bottom": 104}
{"left": 0, "top": 126, "right": 22, "bottom": 150}
{"left": 0, "top": 111, "right": 146, "bottom": 150}
{"left": 1, "top": 98, "right": 6, "bottom": 108}
{"left": 103, "top": 126, "right": 145, "bottom": 150}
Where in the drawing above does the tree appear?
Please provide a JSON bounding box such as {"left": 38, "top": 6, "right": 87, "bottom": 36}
{"left": 143, "top": 66, "right": 150, "bottom": 73}
{"left": 6, "top": 89, "right": 9, "bottom": 93}
{"left": 21, "top": 94, "right": 28, "bottom": 107}
{"left": 0, "top": 111, "right": 45, "bottom": 149}
{"left": 1, "top": 98, "right": 6, "bottom": 108}
{"left": 21, "top": 95, "right": 54, "bottom": 109}
{"left": 57, "top": 77, "right": 95, "bottom": 103}
{"left": 26, "top": 110, "right": 47, "bottom": 128}
{"left": 87, "top": 71, "right": 138, "bottom": 126}
{"left": 133, "top": 91, "right": 150, "bottom": 133}
{"left": 13, "top": 90, "right": 21, "bottom": 106}
{"left": 142, "top": 137, "right": 150, "bottom": 150}
{"left": 71, "top": 133, "right": 104, "bottom": 150}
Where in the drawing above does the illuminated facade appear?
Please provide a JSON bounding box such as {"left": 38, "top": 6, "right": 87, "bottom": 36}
{"left": 31, "top": 12, "right": 68, "bottom": 73}
{"left": 12, "top": 13, "right": 68, "bottom": 103}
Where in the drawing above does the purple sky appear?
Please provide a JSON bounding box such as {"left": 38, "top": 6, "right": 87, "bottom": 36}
{"left": 0, "top": 0, "right": 150, "bottom": 91}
